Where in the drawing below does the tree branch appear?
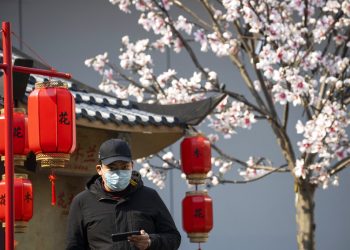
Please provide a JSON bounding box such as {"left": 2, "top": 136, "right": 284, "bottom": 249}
{"left": 152, "top": 0, "right": 215, "bottom": 85}
{"left": 242, "top": 4, "right": 280, "bottom": 121}
{"left": 216, "top": 165, "right": 289, "bottom": 184}
{"left": 250, "top": 52, "right": 280, "bottom": 121}
{"left": 106, "top": 62, "right": 155, "bottom": 94}
{"left": 344, "top": 96, "right": 350, "bottom": 105}
{"left": 282, "top": 103, "right": 289, "bottom": 130}
{"left": 329, "top": 156, "right": 350, "bottom": 176}
{"left": 210, "top": 139, "right": 290, "bottom": 173}
{"left": 223, "top": 89, "right": 268, "bottom": 116}
{"left": 200, "top": 1, "right": 297, "bottom": 174}
{"left": 154, "top": 154, "right": 181, "bottom": 170}
{"left": 171, "top": 0, "right": 213, "bottom": 31}
{"left": 211, "top": 143, "right": 248, "bottom": 166}
{"left": 300, "top": 11, "right": 343, "bottom": 63}
{"left": 200, "top": 0, "right": 270, "bottom": 114}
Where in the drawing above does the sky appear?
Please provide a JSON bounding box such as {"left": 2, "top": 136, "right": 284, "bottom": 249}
{"left": 1, "top": 0, "right": 350, "bottom": 249}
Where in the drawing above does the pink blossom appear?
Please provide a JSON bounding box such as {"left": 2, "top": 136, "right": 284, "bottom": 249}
{"left": 157, "top": 69, "right": 177, "bottom": 87}
{"left": 323, "top": 1, "right": 341, "bottom": 13}
{"left": 242, "top": 112, "right": 256, "bottom": 129}
{"left": 194, "top": 29, "right": 209, "bottom": 52}
{"left": 222, "top": 0, "right": 240, "bottom": 21}
{"left": 161, "top": 0, "right": 172, "bottom": 10}
{"left": 239, "top": 157, "right": 268, "bottom": 180}
{"left": 207, "top": 134, "right": 219, "bottom": 143}
{"left": 173, "top": 38, "right": 184, "bottom": 53}
{"left": 174, "top": 16, "right": 193, "bottom": 35}
{"left": 272, "top": 85, "right": 293, "bottom": 105}
{"left": 313, "top": 15, "right": 334, "bottom": 43}
{"left": 342, "top": 1, "right": 350, "bottom": 16}
{"left": 90, "top": 0, "right": 350, "bottom": 189}
{"left": 135, "top": 0, "right": 152, "bottom": 12}
{"left": 109, "top": 0, "right": 131, "bottom": 13}
{"left": 334, "top": 34, "right": 347, "bottom": 45}
{"left": 294, "top": 159, "right": 307, "bottom": 179}
{"left": 85, "top": 52, "right": 109, "bottom": 74}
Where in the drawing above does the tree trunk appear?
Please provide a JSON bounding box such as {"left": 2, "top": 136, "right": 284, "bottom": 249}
{"left": 295, "top": 180, "right": 316, "bottom": 250}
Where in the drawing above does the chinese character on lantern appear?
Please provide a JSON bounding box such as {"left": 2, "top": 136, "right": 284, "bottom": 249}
{"left": 182, "top": 190, "right": 213, "bottom": 243}
{"left": 0, "top": 108, "right": 29, "bottom": 166}
{"left": 181, "top": 134, "right": 212, "bottom": 184}
{"left": 0, "top": 174, "right": 33, "bottom": 233}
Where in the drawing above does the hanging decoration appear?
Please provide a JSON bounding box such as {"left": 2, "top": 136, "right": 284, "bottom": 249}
{"left": 182, "top": 190, "right": 213, "bottom": 243}
{"left": 180, "top": 134, "right": 211, "bottom": 184}
{"left": 0, "top": 174, "right": 33, "bottom": 233}
{"left": 181, "top": 132, "right": 214, "bottom": 248}
{"left": 28, "top": 80, "right": 76, "bottom": 167}
{"left": 0, "top": 108, "right": 29, "bottom": 166}
{"left": 48, "top": 172, "right": 56, "bottom": 206}
{"left": 0, "top": 21, "right": 72, "bottom": 250}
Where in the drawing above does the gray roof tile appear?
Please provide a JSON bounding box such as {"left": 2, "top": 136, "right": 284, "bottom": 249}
{"left": 25, "top": 75, "right": 183, "bottom": 128}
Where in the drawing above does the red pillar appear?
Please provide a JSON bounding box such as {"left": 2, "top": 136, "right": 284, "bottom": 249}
{"left": 0, "top": 21, "right": 71, "bottom": 250}
{"left": 2, "top": 21, "right": 15, "bottom": 250}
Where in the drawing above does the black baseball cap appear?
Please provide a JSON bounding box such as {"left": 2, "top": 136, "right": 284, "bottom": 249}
{"left": 98, "top": 139, "right": 132, "bottom": 165}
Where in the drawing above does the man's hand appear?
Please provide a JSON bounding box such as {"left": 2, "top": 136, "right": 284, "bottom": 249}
{"left": 128, "top": 229, "right": 151, "bottom": 250}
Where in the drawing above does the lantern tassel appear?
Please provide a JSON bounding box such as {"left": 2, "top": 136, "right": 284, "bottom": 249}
{"left": 198, "top": 243, "right": 201, "bottom": 250}
{"left": 48, "top": 172, "right": 56, "bottom": 206}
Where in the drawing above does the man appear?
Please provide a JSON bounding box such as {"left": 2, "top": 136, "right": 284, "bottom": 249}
{"left": 66, "top": 138, "right": 181, "bottom": 250}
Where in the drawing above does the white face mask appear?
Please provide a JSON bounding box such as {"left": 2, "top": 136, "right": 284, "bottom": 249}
{"left": 102, "top": 169, "right": 132, "bottom": 191}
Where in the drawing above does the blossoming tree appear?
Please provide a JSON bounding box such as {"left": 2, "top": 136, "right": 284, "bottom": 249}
{"left": 85, "top": 1, "right": 350, "bottom": 249}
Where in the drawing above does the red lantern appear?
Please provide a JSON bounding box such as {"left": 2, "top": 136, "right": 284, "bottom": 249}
{"left": 0, "top": 174, "right": 33, "bottom": 233}
{"left": 182, "top": 190, "right": 213, "bottom": 243}
{"left": 0, "top": 108, "right": 29, "bottom": 166}
{"left": 28, "top": 81, "right": 76, "bottom": 167}
{"left": 181, "top": 135, "right": 211, "bottom": 184}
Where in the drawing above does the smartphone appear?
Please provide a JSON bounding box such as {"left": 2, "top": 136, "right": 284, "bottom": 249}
{"left": 111, "top": 231, "right": 141, "bottom": 242}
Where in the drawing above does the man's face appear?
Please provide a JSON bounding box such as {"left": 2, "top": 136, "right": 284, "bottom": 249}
{"left": 96, "top": 161, "right": 133, "bottom": 185}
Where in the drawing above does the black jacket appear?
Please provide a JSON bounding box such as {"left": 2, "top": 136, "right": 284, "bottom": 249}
{"left": 66, "top": 171, "right": 181, "bottom": 250}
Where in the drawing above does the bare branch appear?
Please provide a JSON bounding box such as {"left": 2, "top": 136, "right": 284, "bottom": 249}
{"left": 211, "top": 138, "right": 290, "bottom": 172}
{"left": 211, "top": 143, "right": 248, "bottom": 166}
{"left": 340, "top": 27, "right": 350, "bottom": 58}
{"left": 106, "top": 62, "right": 154, "bottom": 94}
{"left": 268, "top": 120, "right": 297, "bottom": 174}
{"left": 282, "top": 103, "right": 289, "bottom": 130}
{"left": 171, "top": 0, "right": 213, "bottom": 31}
{"left": 216, "top": 165, "right": 288, "bottom": 184}
{"left": 154, "top": 154, "right": 181, "bottom": 170}
{"left": 223, "top": 89, "right": 268, "bottom": 115}
{"left": 344, "top": 96, "right": 350, "bottom": 105}
{"left": 250, "top": 165, "right": 289, "bottom": 172}
{"left": 250, "top": 53, "right": 280, "bottom": 121}
{"left": 303, "top": 0, "right": 309, "bottom": 39}
{"left": 148, "top": 164, "right": 176, "bottom": 170}
{"left": 329, "top": 156, "right": 350, "bottom": 176}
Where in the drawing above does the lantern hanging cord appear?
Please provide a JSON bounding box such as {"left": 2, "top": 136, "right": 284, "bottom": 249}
{"left": 11, "top": 31, "right": 56, "bottom": 71}
{"left": 48, "top": 171, "right": 57, "bottom": 206}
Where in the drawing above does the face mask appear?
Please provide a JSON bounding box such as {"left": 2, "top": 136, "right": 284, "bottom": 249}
{"left": 102, "top": 169, "right": 132, "bottom": 191}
